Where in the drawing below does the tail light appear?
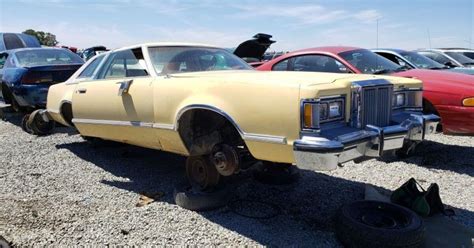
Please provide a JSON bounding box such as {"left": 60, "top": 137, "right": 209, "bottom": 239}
{"left": 21, "top": 71, "right": 53, "bottom": 84}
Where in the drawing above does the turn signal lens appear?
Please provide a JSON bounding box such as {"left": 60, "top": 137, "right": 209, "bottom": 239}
{"left": 304, "top": 103, "right": 313, "bottom": 128}
{"left": 462, "top": 97, "right": 474, "bottom": 107}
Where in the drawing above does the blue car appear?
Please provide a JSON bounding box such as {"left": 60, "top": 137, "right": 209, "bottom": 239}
{"left": 372, "top": 48, "right": 474, "bottom": 75}
{"left": 0, "top": 47, "right": 83, "bottom": 111}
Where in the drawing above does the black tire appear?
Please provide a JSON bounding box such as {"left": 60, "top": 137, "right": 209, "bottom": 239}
{"left": 253, "top": 162, "right": 299, "bottom": 185}
{"left": 2, "top": 84, "right": 21, "bottom": 113}
{"left": 21, "top": 114, "right": 34, "bottom": 134}
{"left": 28, "top": 110, "right": 55, "bottom": 136}
{"left": 173, "top": 181, "right": 232, "bottom": 211}
{"left": 336, "top": 200, "right": 425, "bottom": 248}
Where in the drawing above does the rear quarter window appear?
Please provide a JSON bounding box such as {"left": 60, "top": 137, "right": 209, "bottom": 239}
{"left": 3, "top": 33, "right": 25, "bottom": 50}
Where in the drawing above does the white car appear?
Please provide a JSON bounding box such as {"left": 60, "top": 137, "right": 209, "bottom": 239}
{"left": 416, "top": 48, "right": 474, "bottom": 68}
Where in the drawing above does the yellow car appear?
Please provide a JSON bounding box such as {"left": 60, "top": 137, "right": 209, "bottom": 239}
{"left": 40, "top": 43, "right": 438, "bottom": 190}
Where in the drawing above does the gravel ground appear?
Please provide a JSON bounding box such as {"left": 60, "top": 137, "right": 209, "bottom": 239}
{"left": 0, "top": 113, "right": 473, "bottom": 246}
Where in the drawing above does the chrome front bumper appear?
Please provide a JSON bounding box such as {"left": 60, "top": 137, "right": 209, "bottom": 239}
{"left": 293, "top": 114, "right": 439, "bottom": 171}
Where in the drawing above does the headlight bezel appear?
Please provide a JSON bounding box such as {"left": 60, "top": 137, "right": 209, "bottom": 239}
{"left": 301, "top": 95, "right": 346, "bottom": 131}
{"left": 392, "top": 88, "right": 423, "bottom": 111}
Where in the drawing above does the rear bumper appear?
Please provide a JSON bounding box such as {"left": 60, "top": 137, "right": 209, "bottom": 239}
{"left": 293, "top": 114, "right": 439, "bottom": 171}
{"left": 11, "top": 84, "right": 49, "bottom": 108}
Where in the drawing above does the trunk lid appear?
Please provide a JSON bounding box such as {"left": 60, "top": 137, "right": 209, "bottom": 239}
{"left": 21, "top": 64, "right": 82, "bottom": 85}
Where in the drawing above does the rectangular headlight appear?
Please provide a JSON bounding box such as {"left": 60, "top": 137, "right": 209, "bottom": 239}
{"left": 392, "top": 90, "right": 422, "bottom": 109}
{"left": 393, "top": 93, "right": 406, "bottom": 107}
{"left": 319, "top": 97, "right": 345, "bottom": 123}
{"left": 329, "top": 101, "right": 343, "bottom": 118}
{"left": 301, "top": 96, "right": 345, "bottom": 131}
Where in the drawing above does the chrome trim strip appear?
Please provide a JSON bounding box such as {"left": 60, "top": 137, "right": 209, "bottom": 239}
{"left": 243, "top": 133, "right": 287, "bottom": 144}
{"left": 71, "top": 116, "right": 287, "bottom": 144}
{"left": 72, "top": 118, "right": 154, "bottom": 128}
{"left": 152, "top": 123, "right": 175, "bottom": 130}
{"left": 175, "top": 104, "right": 244, "bottom": 135}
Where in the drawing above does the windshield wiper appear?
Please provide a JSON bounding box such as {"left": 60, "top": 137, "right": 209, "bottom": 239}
{"left": 463, "top": 62, "right": 474, "bottom": 66}
{"left": 429, "top": 66, "right": 448, "bottom": 70}
{"left": 373, "top": 69, "right": 393, "bottom": 75}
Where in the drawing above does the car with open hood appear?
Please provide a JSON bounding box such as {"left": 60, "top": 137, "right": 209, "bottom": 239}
{"left": 40, "top": 42, "right": 438, "bottom": 194}
{"left": 372, "top": 48, "right": 474, "bottom": 75}
{"left": 257, "top": 46, "right": 474, "bottom": 135}
{"left": 0, "top": 47, "right": 83, "bottom": 112}
{"left": 233, "top": 33, "right": 275, "bottom": 67}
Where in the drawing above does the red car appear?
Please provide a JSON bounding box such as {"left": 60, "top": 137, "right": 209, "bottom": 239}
{"left": 257, "top": 46, "right": 474, "bottom": 135}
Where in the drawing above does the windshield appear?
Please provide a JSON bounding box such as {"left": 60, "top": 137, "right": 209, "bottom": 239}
{"left": 445, "top": 52, "right": 474, "bottom": 65}
{"left": 399, "top": 51, "right": 445, "bottom": 69}
{"left": 339, "top": 49, "right": 401, "bottom": 74}
{"left": 15, "top": 49, "right": 83, "bottom": 67}
{"left": 148, "top": 46, "right": 252, "bottom": 75}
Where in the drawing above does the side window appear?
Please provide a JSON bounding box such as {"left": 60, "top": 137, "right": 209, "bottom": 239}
{"left": 0, "top": 53, "right": 8, "bottom": 69}
{"left": 272, "top": 59, "right": 289, "bottom": 71}
{"left": 293, "top": 55, "right": 349, "bottom": 73}
{"left": 77, "top": 55, "right": 105, "bottom": 79}
{"left": 420, "top": 52, "right": 449, "bottom": 64}
{"left": 100, "top": 48, "right": 148, "bottom": 79}
{"left": 4, "top": 34, "right": 24, "bottom": 50}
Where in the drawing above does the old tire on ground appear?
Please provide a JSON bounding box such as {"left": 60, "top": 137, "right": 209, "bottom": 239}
{"left": 27, "top": 110, "right": 55, "bottom": 136}
{"left": 336, "top": 200, "right": 425, "bottom": 248}
{"left": 253, "top": 162, "right": 299, "bottom": 185}
{"left": 173, "top": 181, "right": 232, "bottom": 211}
{"left": 21, "top": 114, "right": 34, "bottom": 134}
{"left": 186, "top": 156, "right": 220, "bottom": 190}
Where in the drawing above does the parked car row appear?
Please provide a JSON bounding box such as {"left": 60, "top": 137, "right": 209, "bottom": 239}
{"left": 0, "top": 32, "right": 473, "bottom": 210}
{"left": 256, "top": 45, "right": 474, "bottom": 135}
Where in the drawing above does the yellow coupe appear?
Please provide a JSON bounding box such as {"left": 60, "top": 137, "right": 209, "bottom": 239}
{"left": 38, "top": 43, "right": 439, "bottom": 190}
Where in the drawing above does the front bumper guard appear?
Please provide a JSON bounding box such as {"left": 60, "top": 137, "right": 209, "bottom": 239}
{"left": 294, "top": 114, "right": 439, "bottom": 171}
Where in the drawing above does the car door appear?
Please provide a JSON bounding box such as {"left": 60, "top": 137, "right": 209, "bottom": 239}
{"left": 72, "top": 47, "right": 161, "bottom": 149}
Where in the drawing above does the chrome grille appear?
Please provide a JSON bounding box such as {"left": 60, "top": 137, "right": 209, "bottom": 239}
{"left": 351, "top": 79, "right": 393, "bottom": 129}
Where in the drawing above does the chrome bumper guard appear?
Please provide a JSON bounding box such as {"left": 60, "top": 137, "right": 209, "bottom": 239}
{"left": 294, "top": 114, "right": 439, "bottom": 171}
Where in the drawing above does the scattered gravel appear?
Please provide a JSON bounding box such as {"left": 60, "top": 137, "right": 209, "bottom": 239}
{"left": 0, "top": 113, "right": 473, "bottom": 246}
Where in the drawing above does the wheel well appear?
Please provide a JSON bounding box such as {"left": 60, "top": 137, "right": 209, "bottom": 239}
{"left": 60, "top": 102, "right": 74, "bottom": 126}
{"left": 423, "top": 98, "right": 443, "bottom": 132}
{"left": 177, "top": 109, "right": 244, "bottom": 156}
{"left": 423, "top": 98, "right": 439, "bottom": 115}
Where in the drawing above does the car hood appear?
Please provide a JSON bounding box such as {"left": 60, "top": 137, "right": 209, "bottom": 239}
{"left": 233, "top": 33, "right": 275, "bottom": 61}
{"left": 448, "top": 67, "right": 474, "bottom": 75}
{"left": 168, "top": 70, "right": 421, "bottom": 88}
{"left": 392, "top": 69, "right": 474, "bottom": 98}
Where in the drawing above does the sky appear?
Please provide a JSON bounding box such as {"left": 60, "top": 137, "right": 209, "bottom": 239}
{"left": 0, "top": 0, "right": 473, "bottom": 51}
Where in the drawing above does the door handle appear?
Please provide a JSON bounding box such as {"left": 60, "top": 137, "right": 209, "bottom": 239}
{"left": 117, "top": 79, "right": 133, "bottom": 96}
{"left": 77, "top": 88, "right": 87, "bottom": 94}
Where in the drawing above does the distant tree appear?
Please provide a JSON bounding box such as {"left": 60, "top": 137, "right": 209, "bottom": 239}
{"left": 22, "top": 29, "right": 59, "bottom": 46}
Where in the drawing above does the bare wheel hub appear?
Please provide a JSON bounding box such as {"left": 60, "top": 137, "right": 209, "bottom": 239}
{"left": 186, "top": 156, "right": 220, "bottom": 190}
{"left": 212, "top": 144, "right": 239, "bottom": 176}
